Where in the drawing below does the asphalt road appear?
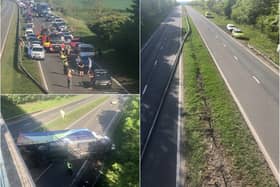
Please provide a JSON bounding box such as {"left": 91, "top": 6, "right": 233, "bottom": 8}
{"left": 26, "top": 16, "right": 127, "bottom": 94}
{"left": 141, "top": 6, "right": 183, "bottom": 187}
{"left": 7, "top": 95, "right": 127, "bottom": 186}
{"left": 142, "top": 57, "right": 183, "bottom": 187}
{"left": 0, "top": 0, "right": 16, "bottom": 58}
{"left": 141, "top": 6, "right": 182, "bottom": 147}
{"left": 186, "top": 6, "right": 279, "bottom": 180}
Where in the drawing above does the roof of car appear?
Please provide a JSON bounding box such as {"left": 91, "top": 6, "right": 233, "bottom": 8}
{"left": 78, "top": 43, "right": 94, "bottom": 48}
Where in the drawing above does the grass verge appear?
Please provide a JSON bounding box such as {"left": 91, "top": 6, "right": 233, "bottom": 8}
{"left": 18, "top": 13, "right": 44, "bottom": 85}
{"left": 96, "top": 96, "right": 139, "bottom": 187}
{"left": 183, "top": 14, "right": 277, "bottom": 186}
{"left": 1, "top": 6, "right": 41, "bottom": 93}
{"left": 1, "top": 95, "right": 88, "bottom": 120}
{"left": 35, "top": 96, "right": 109, "bottom": 131}
{"left": 191, "top": 5, "right": 278, "bottom": 65}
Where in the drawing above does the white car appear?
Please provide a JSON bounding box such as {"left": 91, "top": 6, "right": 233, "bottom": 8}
{"left": 78, "top": 43, "right": 95, "bottom": 57}
{"left": 226, "top": 24, "right": 236, "bottom": 32}
{"left": 30, "top": 46, "right": 45, "bottom": 60}
{"left": 24, "top": 28, "right": 33, "bottom": 38}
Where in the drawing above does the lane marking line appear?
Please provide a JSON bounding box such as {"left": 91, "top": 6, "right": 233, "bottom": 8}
{"left": 66, "top": 97, "right": 111, "bottom": 129}
{"left": 70, "top": 160, "right": 88, "bottom": 186}
{"left": 142, "top": 84, "right": 148, "bottom": 95}
{"left": 191, "top": 6, "right": 279, "bottom": 75}
{"left": 34, "top": 164, "right": 53, "bottom": 182}
{"left": 234, "top": 56, "right": 238, "bottom": 61}
{"left": 176, "top": 54, "right": 183, "bottom": 187}
{"left": 252, "top": 76, "right": 261, "bottom": 84}
{"left": 38, "top": 60, "right": 49, "bottom": 91}
{"left": 95, "top": 63, "right": 129, "bottom": 94}
{"left": 154, "top": 59, "right": 158, "bottom": 66}
{"left": 0, "top": 2, "right": 16, "bottom": 59}
{"left": 189, "top": 11, "right": 280, "bottom": 182}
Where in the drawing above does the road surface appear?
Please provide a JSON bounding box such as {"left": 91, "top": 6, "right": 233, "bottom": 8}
{"left": 141, "top": 6, "right": 183, "bottom": 187}
{"left": 0, "top": 0, "right": 16, "bottom": 59}
{"left": 7, "top": 95, "right": 127, "bottom": 186}
{"left": 186, "top": 6, "right": 279, "bottom": 181}
{"left": 24, "top": 15, "right": 128, "bottom": 94}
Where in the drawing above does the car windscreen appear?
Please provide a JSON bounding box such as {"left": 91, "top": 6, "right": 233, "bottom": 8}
{"left": 32, "top": 47, "right": 43, "bottom": 52}
{"left": 95, "top": 73, "right": 110, "bottom": 80}
{"left": 80, "top": 47, "right": 93, "bottom": 52}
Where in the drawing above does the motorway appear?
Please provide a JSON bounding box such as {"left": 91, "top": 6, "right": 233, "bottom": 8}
{"left": 186, "top": 6, "right": 279, "bottom": 180}
{"left": 0, "top": 0, "right": 17, "bottom": 59}
{"left": 141, "top": 6, "right": 183, "bottom": 187}
{"left": 6, "top": 94, "right": 127, "bottom": 186}
{"left": 30, "top": 16, "right": 127, "bottom": 94}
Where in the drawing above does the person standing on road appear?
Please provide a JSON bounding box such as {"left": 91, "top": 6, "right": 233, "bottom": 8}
{"left": 88, "top": 70, "right": 94, "bottom": 88}
{"left": 77, "top": 62, "right": 84, "bottom": 77}
{"left": 67, "top": 69, "right": 72, "bottom": 89}
{"left": 63, "top": 59, "right": 69, "bottom": 75}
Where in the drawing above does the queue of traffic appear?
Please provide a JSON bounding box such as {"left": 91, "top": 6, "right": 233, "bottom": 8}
{"left": 17, "top": 0, "right": 113, "bottom": 89}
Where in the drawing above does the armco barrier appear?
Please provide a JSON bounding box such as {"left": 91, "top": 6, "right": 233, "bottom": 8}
{"left": 16, "top": 6, "right": 48, "bottom": 94}
{"left": 141, "top": 8, "right": 192, "bottom": 159}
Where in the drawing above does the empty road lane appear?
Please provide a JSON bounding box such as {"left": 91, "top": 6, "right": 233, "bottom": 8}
{"left": 186, "top": 6, "right": 279, "bottom": 181}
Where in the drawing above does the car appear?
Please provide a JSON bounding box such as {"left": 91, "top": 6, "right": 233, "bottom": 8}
{"left": 93, "top": 69, "right": 112, "bottom": 88}
{"left": 70, "top": 37, "right": 80, "bottom": 48}
{"left": 231, "top": 28, "right": 245, "bottom": 39}
{"left": 205, "top": 11, "right": 214, "bottom": 18}
{"left": 27, "top": 43, "right": 41, "bottom": 56}
{"left": 226, "top": 24, "right": 236, "bottom": 32}
{"left": 30, "top": 46, "right": 45, "bottom": 59}
{"left": 77, "top": 43, "right": 95, "bottom": 57}
{"left": 25, "top": 22, "right": 34, "bottom": 29}
{"left": 24, "top": 29, "right": 34, "bottom": 38}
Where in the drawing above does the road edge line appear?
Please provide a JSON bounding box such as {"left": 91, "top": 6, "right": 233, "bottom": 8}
{"left": 189, "top": 12, "right": 280, "bottom": 183}
{"left": 191, "top": 6, "right": 279, "bottom": 75}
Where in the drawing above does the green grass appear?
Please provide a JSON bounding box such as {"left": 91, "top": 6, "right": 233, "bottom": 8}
{"left": 96, "top": 96, "right": 139, "bottom": 187}
{"left": 183, "top": 13, "right": 277, "bottom": 186}
{"left": 1, "top": 95, "right": 88, "bottom": 120}
{"left": 1, "top": 7, "right": 41, "bottom": 93}
{"left": 19, "top": 12, "right": 43, "bottom": 85}
{"left": 191, "top": 5, "right": 279, "bottom": 64}
{"left": 35, "top": 96, "right": 109, "bottom": 131}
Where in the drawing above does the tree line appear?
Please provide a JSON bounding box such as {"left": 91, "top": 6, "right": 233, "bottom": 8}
{"left": 190, "top": 0, "right": 278, "bottom": 43}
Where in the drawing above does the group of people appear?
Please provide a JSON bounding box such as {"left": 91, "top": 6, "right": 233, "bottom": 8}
{"left": 60, "top": 48, "right": 95, "bottom": 89}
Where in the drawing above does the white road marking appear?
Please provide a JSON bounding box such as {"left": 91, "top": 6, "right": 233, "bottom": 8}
{"left": 104, "top": 110, "right": 121, "bottom": 135}
{"left": 95, "top": 63, "right": 129, "bottom": 93}
{"left": 34, "top": 164, "right": 53, "bottom": 182}
{"left": 38, "top": 61, "right": 49, "bottom": 91}
{"left": 176, "top": 55, "right": 183, "bottom": 187}
{"left": 234, "top": 56, "right": 238, "bottom": 61}
{"left": 154, "top": 59, "right": 158, "bottom": 66}
{"left": 70, "top": 160, "right": 88, "bottom": 186}
{"left": 252, "top": 76, "right": 261, "bottom": 84}
{"left": 142, "top": 84, "right": 148, "bottom": 95}
{"left": 215, "top": 35, "right": 218, "bottom": 39}
{"left": 191, "top": 15, "right": 279, "bottom": 182}
{"left": 0, "top": 3, "right": 16, "bottom": 59}
{"left": 223, "top": 44, "right": 226, "bottom": 47}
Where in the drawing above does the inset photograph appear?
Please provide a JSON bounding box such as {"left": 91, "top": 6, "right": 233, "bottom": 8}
{"left": 1, "top": 0, "right": 139, "bottom": 94}
{"left": 1, "top": 94, "right": 139, "bottom": 186}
